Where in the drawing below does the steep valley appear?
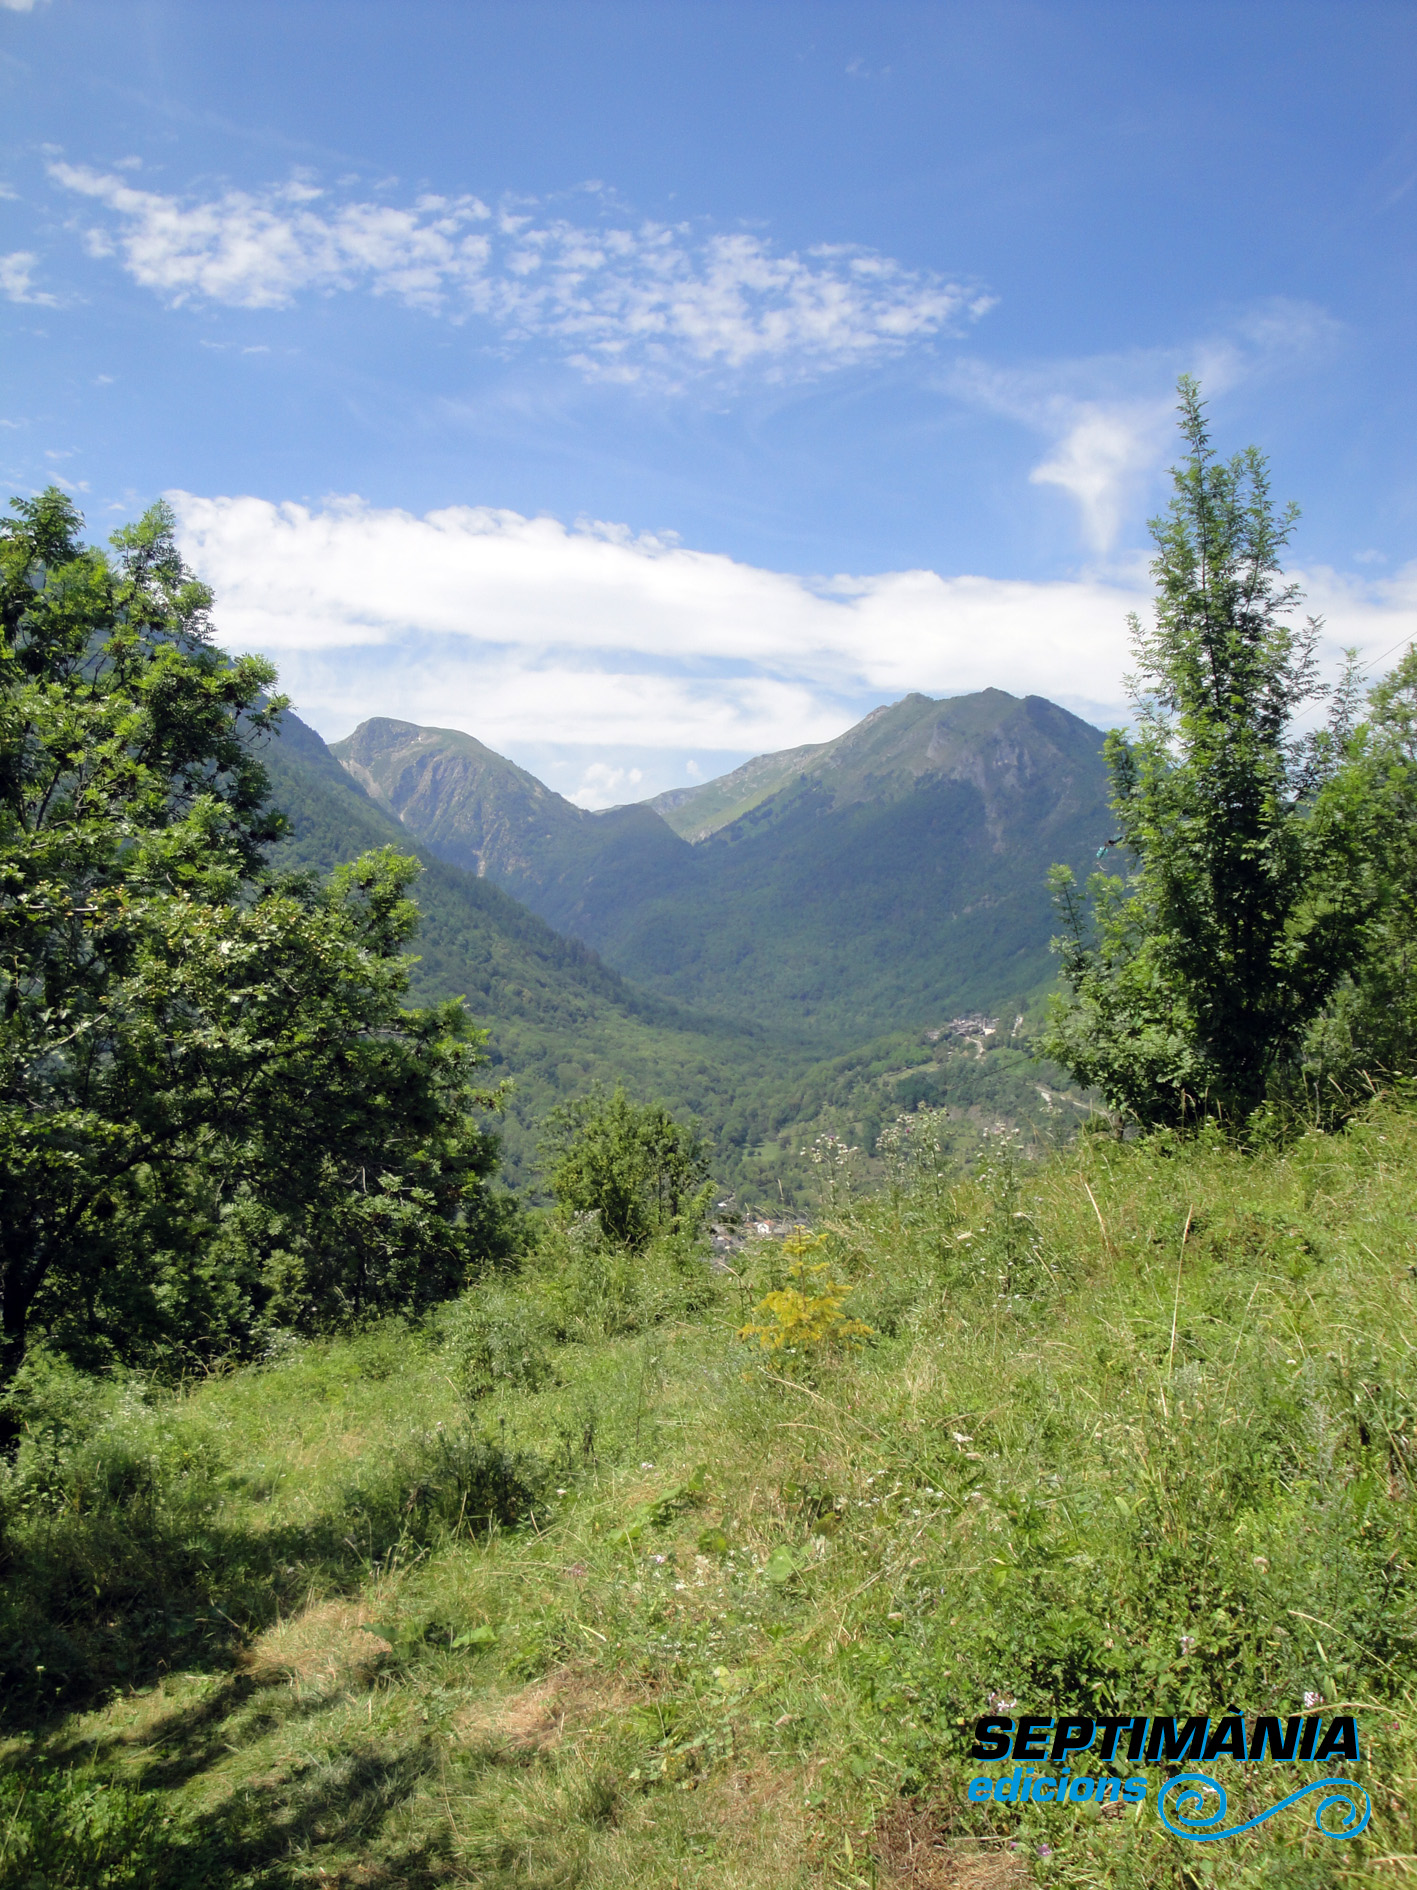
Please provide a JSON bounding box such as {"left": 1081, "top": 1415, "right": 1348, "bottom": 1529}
{"left": 266, "top": 698, "right": 1100, "bottom": 1202}
{"left": 331, "top": 688, "right": 1113, "bottom": 1044}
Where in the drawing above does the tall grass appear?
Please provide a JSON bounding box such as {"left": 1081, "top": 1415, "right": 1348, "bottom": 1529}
{"left": 2, "top": 1108, "right": 1414, "bottom": 1886}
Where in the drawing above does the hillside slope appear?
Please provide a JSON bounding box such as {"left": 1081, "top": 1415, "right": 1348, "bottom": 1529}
{"left": 330, "top": 717, "right": 691, "bottom": 939}
{"left": 261, "top": 714, "right": 757, "bottom": 1184}
{"left": 333, "top": 690, "right": 1112, "bottom": 1043}
{"left": 9, "top": 1100, "right": 1414, "bottom": 1884}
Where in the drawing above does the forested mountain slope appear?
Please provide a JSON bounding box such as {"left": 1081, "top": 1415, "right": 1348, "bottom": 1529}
{"left": 333, "top": 689, "right": 1112, "bottom": 1043}
{"left": 331, "top": 716, "right": 690, "bottom": 937}
{"left": 267, "top": 711, "right": 1089, "bottom": 1199}
{"left": 262, "top": 714, "right": 757, "bottom": 1184}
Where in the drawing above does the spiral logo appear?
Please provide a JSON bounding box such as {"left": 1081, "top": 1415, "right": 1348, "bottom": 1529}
{"left": 1159, "top": 1773, "right": 1371, "bottom": 1842}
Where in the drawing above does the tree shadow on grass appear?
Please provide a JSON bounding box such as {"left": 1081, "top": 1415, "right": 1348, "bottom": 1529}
{"left": 159, "top": 1739, "right": 453, "bottom": 1889}
{"left": 0, "top": 1423, "right": 548, "bottom": 1731}
{"left": 51, "top": 1666, "right": 364, "bottom": 1793}
{"left": 9, "top": 1682, "right": 459, "bottom": 1889}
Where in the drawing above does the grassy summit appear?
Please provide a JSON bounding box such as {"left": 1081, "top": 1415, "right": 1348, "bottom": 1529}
{"left": 4, "top": 1102, "right": 1413, "bottom": 1886}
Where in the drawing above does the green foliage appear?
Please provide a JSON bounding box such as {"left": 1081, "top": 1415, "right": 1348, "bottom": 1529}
{"left": 528, "top": 1216, "right": 721, "bottom": 1342}
{"left": 1043, "top": 380, "right": 1371, "bottom": 1126}
{"left": 0, "top": 490, "right": 515, "bottom": 1415}
{"left": 0, "top": 1104, "right": 1415, "bottom": 1883}
{"left": 541, "top": 1086, "right": 711, "bottom": 1249}
{"left": 78, "top": 848, "right": 514, "bottom": 1352}
{"left": 357, "top": 1421, "right": 550, "bottom": 1541}
{"left": 0, "top": 488, "right": 279, "bottom": 1397}
{"left": 1294, "top": 644, "right": 1417, "bottom": 1106}
{"left": 0, "top": 1766, "right": 164, "bottom": 1889}
{"left": 437, "top": 1285, "right": 556, "bottom": 1401}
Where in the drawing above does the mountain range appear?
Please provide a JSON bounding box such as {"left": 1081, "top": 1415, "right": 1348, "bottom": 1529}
{"left": 260, "top": 712, "right": 754, "bottom": 1187}
{"left": 263, "top": 688, "right": 1110, "bottom": 1201}
{"left": 330, "top": 687, "right": 1111, "bottom": 1044}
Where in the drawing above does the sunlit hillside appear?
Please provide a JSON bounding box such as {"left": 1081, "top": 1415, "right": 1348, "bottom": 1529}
{"left": 5, "top": 1102, "right": 1412, "bottom": 1887}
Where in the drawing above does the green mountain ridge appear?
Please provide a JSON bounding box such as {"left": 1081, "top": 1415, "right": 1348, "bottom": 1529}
{"left": 269, "top": 709, "right": 1092, "bottom": 1202}
{"left": 648, "top": 735, "right": 833, "bottom": 839}
{"left": 264, "top": 713, "right": 762, "bottom": 1187}
{"left": 331, "top": 688, "right": 1113, "bottom": 1044}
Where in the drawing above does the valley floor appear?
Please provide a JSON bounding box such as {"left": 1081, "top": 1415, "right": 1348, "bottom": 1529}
{"left": 4, "top": 1107, "right": 1417, "bottom": 1888}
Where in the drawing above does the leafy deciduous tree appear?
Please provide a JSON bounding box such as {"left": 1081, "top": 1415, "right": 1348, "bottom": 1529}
{"left": 1042, "top": 380, "right": 1371, "bottom": 1125}
{"left": 0, "top": 490, "right": 511, "bottom": 1425}
{"left": 540, "top": 1086, "right": 710, "bottom": 1249}
{"left": 1296, "top": 645, "right": 1417, "bottom": 1099}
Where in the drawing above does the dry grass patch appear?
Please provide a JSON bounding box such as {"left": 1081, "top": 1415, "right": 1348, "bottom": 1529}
{"left": 453, "top": 1667, "right": 633, "bottom": 1755}
{"left": 874, "top": 1799, "right": 1030, "bottom": 1890}
{"left": 587, "top": 1758, "right": 818, "bottom": 1889}
{"left": 691, "top": 1758, "right": 813, "bottom": 1862}
{"left": 240, "top": 1599, "right": 391, "bottom": 1687}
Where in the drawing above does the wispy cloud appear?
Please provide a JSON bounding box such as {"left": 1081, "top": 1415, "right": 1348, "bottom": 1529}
{"left": 0, "top": 250, "right": 59, "bottom": 306}
{"left": 568, "top": 761, "right": 644, "bottom": 809}
{"left": 48, "top": 164, "right": 991, "bottom": 386}
{"left": 170, "top": 490, "right": 1417, "bottom": 802}
{"left": 1029, "top": 400, "right": 1172, "bottom": 555}
{"left": 950, "top": 303, "right": 1340, "bottom": 553}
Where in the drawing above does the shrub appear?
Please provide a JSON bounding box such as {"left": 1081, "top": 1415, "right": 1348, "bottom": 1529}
{"left": 437, "top": 1288, "right": 555, "bottom": 1400}
{"left": 346, "top": 1422, "right": 551, "bottom": 1547}
{"left": 540, "top": 1087, "right": 711, "bottom": 1249}
{"left": 739, "top": 1235, "right": 873, "bottom": 1359}
{"left": 0, "top": 1767, "right": 165, "bottom": 1890}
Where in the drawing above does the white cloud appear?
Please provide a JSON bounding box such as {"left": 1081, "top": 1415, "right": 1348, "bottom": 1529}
{"left": 0, "top": 251, "right": 59, "bottom": 306}
{"left": 1, "top": 0, "right": 47, "bottom": 11}
{"left": 1029, "top": 401, "right": 1172, "bottom": 554}
{"left": 49, "top": 164, "right": 988, "bottom": 386}
{"left": 568, "top": 762, "right": 644, "bottom": 809}
{"left": 1299, "top": 563, "right": 1417, "bottom": 675}
{"left": 171, "top": 491, "right": 1417, "bottom": 805}
{"left": 172, "top": 490, "right": 1143, "bottom": 731}
{"left": 952, "top": 304, "right": 1340, "bottom": 553}
{"left": 951, "top": 356, "right": 1173, "bottom": 553}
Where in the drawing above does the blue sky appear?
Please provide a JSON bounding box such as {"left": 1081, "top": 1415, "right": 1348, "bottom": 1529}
{"left": 3, "top": 1, "right": 1415, "bottom": 804}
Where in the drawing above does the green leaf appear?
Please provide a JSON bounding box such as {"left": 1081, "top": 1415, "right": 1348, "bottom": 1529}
{"left": 763, "top": 1545, "right": 797, "bottom": 1584}
{"left": 452, "top": 1624, "right": 498, "bottom": 1649}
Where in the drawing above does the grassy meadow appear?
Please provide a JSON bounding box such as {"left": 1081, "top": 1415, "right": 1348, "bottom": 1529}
{"left": 3, "top": 1104, "right": 1416, "bottom": 1888}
